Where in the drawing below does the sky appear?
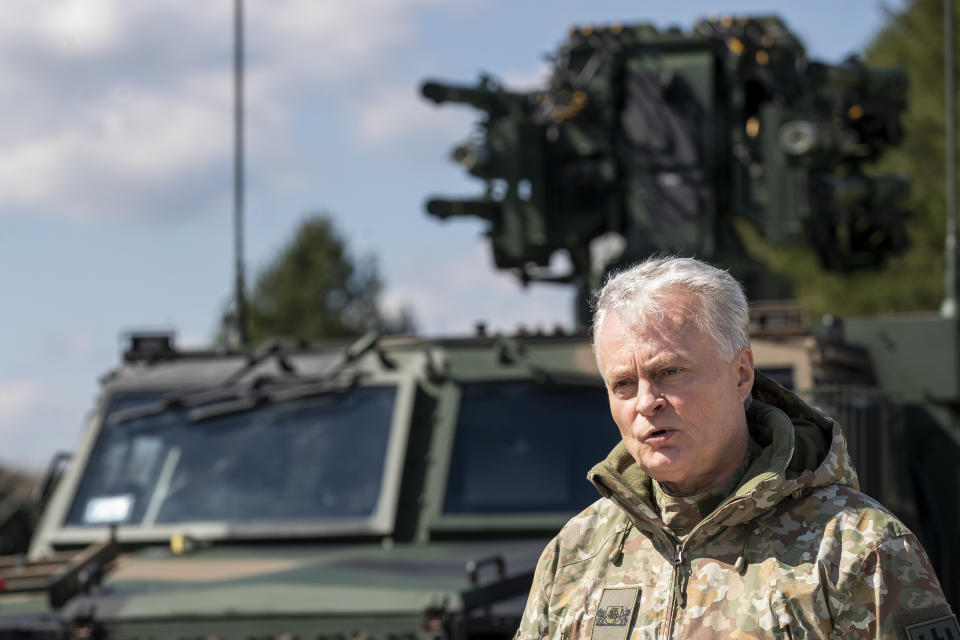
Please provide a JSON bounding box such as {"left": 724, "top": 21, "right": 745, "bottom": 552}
{"left": 0, "top": 0, "right": 907, "bottom": 469}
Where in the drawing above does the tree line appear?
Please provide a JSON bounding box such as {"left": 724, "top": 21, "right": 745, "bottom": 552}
{"left": 742, "top": 0, "right": 954, "bottom": 318}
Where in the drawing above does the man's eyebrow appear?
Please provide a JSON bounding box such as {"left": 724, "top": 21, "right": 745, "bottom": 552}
{"left": 603, "top": 365, "right": 635, "bottom": 380}
{"left": 640, "top": 353, "right": 690, "bottom": 370}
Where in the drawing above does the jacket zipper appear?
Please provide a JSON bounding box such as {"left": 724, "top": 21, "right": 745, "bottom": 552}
{"left": 607, "top": 492, "right": 753, "bottom": 639}
{"left": 659, "top": 497, "right": 751, "bottom": 638}
{"left": 663, "top": 542, "right": 684, "bottom": 639}
{"left": 608, "top": 494, "right": 682, "bottom": 638}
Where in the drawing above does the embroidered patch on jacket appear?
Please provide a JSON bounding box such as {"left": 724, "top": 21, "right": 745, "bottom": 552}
{"left": 905, "top": 614, "right": 960, "bottom": 640}
{"left": 590, "top": 587, "right": 639, "bottom": 640}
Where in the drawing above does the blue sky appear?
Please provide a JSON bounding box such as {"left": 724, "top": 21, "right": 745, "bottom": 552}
{"left": 0, "top": 0, "right": 906, "bottom": 468}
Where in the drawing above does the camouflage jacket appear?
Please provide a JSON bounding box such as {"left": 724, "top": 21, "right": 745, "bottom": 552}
{"left": 515, "top": 375, "right": 955, "bottom": 639}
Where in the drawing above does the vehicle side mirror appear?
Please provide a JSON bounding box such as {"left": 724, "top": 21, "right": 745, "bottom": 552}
{"left": 31, "top": 451, "right": 72, "bottom": 510}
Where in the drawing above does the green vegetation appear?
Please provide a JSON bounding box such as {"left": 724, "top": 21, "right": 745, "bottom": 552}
{"left": 0, "top": 466, "right": 39, "bottom": 554}
{"left": 244, "top": 214, "right": 413, "bottom": 345}
{"left": 742, "top": 0, "right": 953, "bottom": 318}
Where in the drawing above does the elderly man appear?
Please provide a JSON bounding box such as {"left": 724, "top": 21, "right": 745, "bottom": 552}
{"left": 515, "top": 256, "right": 956, "bottom": 639}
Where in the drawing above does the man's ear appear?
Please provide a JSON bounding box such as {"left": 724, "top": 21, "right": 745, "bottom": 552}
{"left": 735, "top": 347, "right": 755, "bottom": 403}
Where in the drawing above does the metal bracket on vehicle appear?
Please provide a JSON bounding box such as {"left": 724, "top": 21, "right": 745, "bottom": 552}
{"left": 466, "top": 555, "right": 505, "bottom": 587}
{"left": 47, "top": 528, "right": 118, "bottom": 609}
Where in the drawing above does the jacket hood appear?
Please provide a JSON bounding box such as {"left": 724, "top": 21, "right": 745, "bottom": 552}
{"left": 587, "top": 372, "right": 860, "bottom": 532}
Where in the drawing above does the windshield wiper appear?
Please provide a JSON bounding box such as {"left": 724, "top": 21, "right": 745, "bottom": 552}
{"left": 221, "top": 338, "right": 298, "bottom": 386}
{"left": 108, "top": 332, "right": 406, "bottom": 427}
{"left": 492, "top": 336, "right": 601, "bottom": 388}
{"left": 108, "top": 369, "right": 364, "bottom": 426}
{"left": 197, "top": 332, "right": 396, "bottom": 420}
{"left": 221, "top": 331, "right": 395, "bottom": 387}
{"left": 187, "top": 372, "right": 364, "bottom": 422}
{"left": 107, "top": 385, "right": 254, "bottom": 425}
{"left": 107, "top": 332, "right": 397, "bottom": 427}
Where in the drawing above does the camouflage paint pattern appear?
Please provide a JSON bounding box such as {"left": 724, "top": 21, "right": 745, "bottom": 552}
{"left": 515, "top": 375, "right": 954, "bottom": 639}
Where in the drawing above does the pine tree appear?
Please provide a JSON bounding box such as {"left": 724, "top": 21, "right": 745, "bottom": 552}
{"left": 242, "top": 214, "right": 413, "bottom": 345}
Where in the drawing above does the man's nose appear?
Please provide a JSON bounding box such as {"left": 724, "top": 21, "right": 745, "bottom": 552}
{"left": 635, "top": 379, "right": 665, "bottom": 416}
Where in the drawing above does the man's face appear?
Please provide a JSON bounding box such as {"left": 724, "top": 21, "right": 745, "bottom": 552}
{"left": 594, "top": 291, "right": 755, "bottom": 495}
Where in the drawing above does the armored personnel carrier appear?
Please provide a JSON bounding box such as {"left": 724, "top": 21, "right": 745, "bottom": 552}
{"left": 0, "top": 322, "right": 831, "bottom": 638}
{"left": 1, "top": 13, "right": 956, "bottom": 639}
{"left": 1, "top": 331, "right": 617, "bottom": 637}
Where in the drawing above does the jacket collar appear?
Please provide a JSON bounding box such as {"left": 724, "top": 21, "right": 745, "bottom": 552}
{"left": 587, "top": 373, "right": 859, "bottom": 537}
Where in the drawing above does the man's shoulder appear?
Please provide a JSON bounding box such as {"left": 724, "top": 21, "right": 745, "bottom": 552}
{"left": 548, "top": 497, "right": 631, "bottom": 568}
{"left": 772, "top": 483, "right": 915, "bottom": 550}
{"left": 802, "top": 483, "right": 906, "bottom": 524}
{"left": 790, "top": 486, "right": 953, "bottom": 635}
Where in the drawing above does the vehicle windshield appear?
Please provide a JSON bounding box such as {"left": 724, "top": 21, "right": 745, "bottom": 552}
{"left": 65, "top": 386, "right": 397, "bottom": 527}
{"left": 443, "top": 381, "right": 619, "bottom": 515}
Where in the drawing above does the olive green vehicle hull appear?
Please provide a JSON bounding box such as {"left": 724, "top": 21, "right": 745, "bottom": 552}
{"left": 6, "top": 316, "right": 954, "bottom": 639}
{"left": 2, "top": 539, "right": 543, "bottom": 638}
{"left": 1, "top": 332, "right": 614, "bottom": 639}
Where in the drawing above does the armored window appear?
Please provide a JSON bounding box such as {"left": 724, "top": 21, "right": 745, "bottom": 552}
{"left": 443, "top": 381, "right": 618, "bottom": 515}
{"left": 65, "top": 386, "right": 397, "bottom": 527}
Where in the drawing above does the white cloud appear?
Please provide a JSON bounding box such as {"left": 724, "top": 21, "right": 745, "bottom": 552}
{"left": 252, "top": 0, "right": 424, "bottom": 80}
{"left": 352, "top": 59, "right": 550, "bottom": 149}
{"left": 38, "top": 0, "right": 122, "bottom": 56}
{"left": 381, "top": 243, "right": 572, "bottom": 335}
{"left": 356, "top": 85, "right": 475, "bottom": 146}
{"left": 0, "top": 380, "right": 44, "bottom": 426}
{"left": 500, "top": 62, "right": 552, "bottom": 91}
{"left": 0, "top": 81, "right": 234, "bottom": 218}
{"left": 0, "top": 0, "right": 465, "bottom": 220}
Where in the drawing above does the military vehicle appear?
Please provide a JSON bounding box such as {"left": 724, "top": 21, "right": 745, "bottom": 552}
{"left": 422, "top": 13, "right": 959, "bottom": 613}
{"left": 0, "top": 321, "right": 830, "bottom": 638}
{"left": 1, "top": 13, "right": 957, "bottom": 639}
{"left": 0, "top": 330, "right": 620, "bottom": 637}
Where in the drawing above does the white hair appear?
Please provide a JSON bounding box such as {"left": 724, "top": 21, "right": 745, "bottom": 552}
{"left": 591, "top": 256, "right": 750, "bottom": 361}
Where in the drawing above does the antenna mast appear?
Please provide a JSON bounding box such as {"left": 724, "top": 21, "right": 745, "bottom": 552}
{"left": 233, "top": 0, "right": 248, "bottom": 345}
